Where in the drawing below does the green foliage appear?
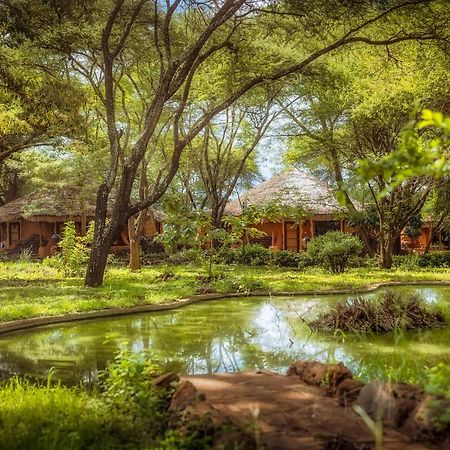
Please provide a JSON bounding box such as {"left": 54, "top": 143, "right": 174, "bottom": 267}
{"left": 100, "top": 351, "right": 173, "bottom": 444}
{"left": 307, "top": 231, "right": 363, "bottom": 273}
{"left": 425, "top": 364, "right": 450, "bottom": 432}
{"left": 270, "top": 250, "right": 301, "bottom": 267}
{"left": 0, "top": 353, "right": 178, "bottom": 450}
{"left": 168, "top": 248, "right": 205, "bottom": 265}
{"left": 216, "top": 244, "right": 270, "bottom": 266}
{"left": 43, "top": 221, "right": 94, "bottom": 277}
{"left": 393, "top": 253, "right": 450, "bottom": 270}
{"left": 358, "top": 110, "right": 450, "bottom": 191}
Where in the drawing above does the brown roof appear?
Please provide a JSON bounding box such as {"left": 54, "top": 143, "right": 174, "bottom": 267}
{"left": 225, "top": 168, "right": 351, "bottom": 217}
{"left": 0, "top": 188, "right": 164, "bottom": 222}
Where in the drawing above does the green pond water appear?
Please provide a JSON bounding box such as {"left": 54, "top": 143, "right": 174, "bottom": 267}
{"left": 0, "top": 285, "right": 449, "bottom": 385}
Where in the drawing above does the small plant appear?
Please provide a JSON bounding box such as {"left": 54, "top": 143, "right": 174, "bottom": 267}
{"left": 307, "top": 231, "right": 363, "bottom": 273}
{"left": 18, "top": 246, "right": 34, "bottom": 261}
{"left": 43, "top": 221, "right": 94, "bottom": 277}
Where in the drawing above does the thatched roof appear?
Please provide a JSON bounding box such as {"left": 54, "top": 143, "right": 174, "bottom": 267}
{"left": 225, "top": 168, "right": 351, "bottom": 217}
{"left": 0, "top": 188, "right": 164, "bottom": 222}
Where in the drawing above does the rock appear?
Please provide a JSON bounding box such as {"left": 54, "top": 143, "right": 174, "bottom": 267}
{"left": 326, "top": 363, "right": 354, "bottom": 394}
{"left": 287, "top": 360, "right": 353, "bottom": 393}
{"left": 169, "top": 380, "right": 199, "bottom": 412}
{"left": 168, "top": 380, "right": 256, "bottom": 449}
{"left": 355, "top": 381, "right": 422, "bottom": 427}
{"left": 337, "top": 378, "right": 365, "bottom": 406}
{"left": 151, "top": 372, "right": 180, "bottom": 390}
{"left": 287, "top": 360, "right": 328, "bottom": 385}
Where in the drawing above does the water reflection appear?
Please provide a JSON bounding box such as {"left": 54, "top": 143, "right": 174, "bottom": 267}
{"left": 0, "top": 286, "right": 449, "bottom": 385}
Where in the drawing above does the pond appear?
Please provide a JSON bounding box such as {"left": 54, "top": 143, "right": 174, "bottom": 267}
{"left": 0, "top": 285, "right": 449, "bottom": 385}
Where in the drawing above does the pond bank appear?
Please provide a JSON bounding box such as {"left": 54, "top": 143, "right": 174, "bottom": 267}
{"left": 184, "top": 361, "right": 449, "bottom": 450}
{"left": 1, "top": 280, "right": 450, "bottom": 336}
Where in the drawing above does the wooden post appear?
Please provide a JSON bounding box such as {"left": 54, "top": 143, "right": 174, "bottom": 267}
{"left": 296, "top": 223, "right": 300, "bottom": 252}
{"left": 271, "top": 230, "right": 275, "bottom": 247}
{"left": 39, "top": 222, "right": 43, "bottom": 247}
{"left": 340, "top": 219, "right": 344, "bottom": 232}
{"left": 281, "top": 220, "right": 286, "bottom": 250}
{"left": 311, "top": 219, "right": 315, "bottom": 239}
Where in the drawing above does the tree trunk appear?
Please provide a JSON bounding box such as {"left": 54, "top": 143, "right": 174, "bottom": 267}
{"left": 85, "top": 181, "right": 131, "bottom": 287}
{"left": 85, "top": 233, "right": 114, "bottom": 287}
{"left": 128, "top": 215, "right": 141, "bottom": 271}
{"left": 379, "top": 226, "right": 395, "bottom": 269}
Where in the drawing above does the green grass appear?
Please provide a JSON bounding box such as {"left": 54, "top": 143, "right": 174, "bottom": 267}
{"left": 0, "top": 352, "right": 211, "bottom": 450}
{"left": 1, "top": 260, "right": 450, "bottom": 323}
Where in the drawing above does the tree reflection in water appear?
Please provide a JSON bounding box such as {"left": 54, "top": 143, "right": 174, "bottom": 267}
{"left": 0, "top": 285, "right": 448, "bottom": 385}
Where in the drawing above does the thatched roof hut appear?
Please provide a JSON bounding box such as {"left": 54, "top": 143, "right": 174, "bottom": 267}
{"left": 0, "top": 188, "right": 164, "bottom": 254}
{"left": 225, "top": 168, "right": 347, "bottom": 217}
{"left": 0, "top": 188, "right": 96, "bottom": 223}
{"left": 0, "top": 188, "right": 165, "bottom": 223}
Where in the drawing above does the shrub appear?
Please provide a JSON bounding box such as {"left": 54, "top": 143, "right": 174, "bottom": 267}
{"left": 238, "top": 244, "right": 271, "bottom": 266}
{"left": 168, "top": 248, "right": 204, "bottom": 265}
{"left": 0, "top": 352, "right": 213, "bottom": 450}
{"left": 43, "top": 221, "right": 94, "bottom": 277}
{"left": 270, "top": 250, "right": 301, "bottom": 267}
{"left": 215, "top": 244, "right": 270, "bottom": 266}
{"left": 425, "top": 363, "right": 450, "bottom": 432}
{"left": 310, "top": 290, "right": 446, "bottom": 333}
{"left": 307, "top": 231, "right": 363, "bottom": 273}
{"left": 417, "top": 252, "right": 450, "bottom": 268}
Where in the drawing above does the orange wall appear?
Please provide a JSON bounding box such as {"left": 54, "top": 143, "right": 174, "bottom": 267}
{"left": 401, "top": 225, "right": 432, "bottom": 252}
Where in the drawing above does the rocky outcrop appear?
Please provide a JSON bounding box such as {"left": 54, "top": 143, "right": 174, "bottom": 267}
{"left": 168, "top": 379, "right": 256, "bottom": 449}
{"left": 287, "top": 359, "right": 449, "bottom": 443}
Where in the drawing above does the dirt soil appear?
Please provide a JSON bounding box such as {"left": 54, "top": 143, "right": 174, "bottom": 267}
{"left": 184, "top": 371, "right": 447, "bottom": 450}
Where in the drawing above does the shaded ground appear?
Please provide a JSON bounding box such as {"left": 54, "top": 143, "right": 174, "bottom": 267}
{"left": 184, "top": 371, "right": 446, "bottom": 450}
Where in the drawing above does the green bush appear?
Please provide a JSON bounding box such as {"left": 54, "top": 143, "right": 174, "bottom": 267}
{"left": 42, "top": 221, "right": 94, "bottom": 277}
{"left": 168, "top": 248, "right": 204, "bottom": 265}
{"left": 307, "top": 231, "right": 363, "bottom": 273}
{"left": 417, "top": 252, "right": 450, "bottom": 268}
{"left": 238, "top": 244, "right": 271, "bottom": 266}
{"left": 425, "top": 363, "right": 450, "bottom": 432}
{"left": 215, "top": 244, "right": 270, "bottom": 266}
{"left": 270, "top": 250, "right": 301, "bottom": 267}
{"left": 0, "top": 352, "right": 212, "bottom": 450}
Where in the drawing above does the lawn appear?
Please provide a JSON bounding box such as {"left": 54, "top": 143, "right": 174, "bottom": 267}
{"left": 1, "top": 259, "right": 450, "bottom": 322}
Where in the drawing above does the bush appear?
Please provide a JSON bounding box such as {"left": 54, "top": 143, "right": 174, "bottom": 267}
{"left": 417, "top": 252, "right": 450, "bottom": 268}
{"left": 0, "top": 352, "right": 213, "bottom": 450}
{"left": 307, "top": 231, "right": 363, "bottom": 273}
{"left": 168, "top": 248, "right": 204, "bottom": 265}
{"left": 215, "top": 244, "right": 270, "bottom": 266}
{"left": 310, "top": 290, "right": 446, "bottom": 333}
{"left": 270, "top": 250, "right": 301, "bottom": 267}
{"left": 42, "top": 221, "right": 94, "bottom": 277}
{"left": 425, "top": 363, "right": 450, "bottom": 432}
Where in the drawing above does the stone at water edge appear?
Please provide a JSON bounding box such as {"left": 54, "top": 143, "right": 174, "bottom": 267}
{"left": 168, "top": 380, "right": 257, "bottom": 449}
{"left": 287, "top": 360, "right": 353, "bottom": 393}
{"left": 355, "top": 381, "right": 423, "bottom": 428}
{"left": 337, "top": 378, "right": 365, "bottom": 406}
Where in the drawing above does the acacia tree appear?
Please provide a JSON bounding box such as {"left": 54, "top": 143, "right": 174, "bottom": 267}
{"left": 7, "top": 0, "right": 447, "bottom": 286}
{"left": 0, "top": 12, "right": 85, "bottom": 166}
{"left": 282, "top": 38, "right": 450, "bottom": 267}
{"left": 180, "top": 95, "right": 279, "bottom": 228}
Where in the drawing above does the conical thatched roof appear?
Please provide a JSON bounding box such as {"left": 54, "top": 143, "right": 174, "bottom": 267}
{"left": 225, "top": 168, "right": 348, "bottom": 217}
{"left": 0, "top": 188, "right": 164, "bottom": 222}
